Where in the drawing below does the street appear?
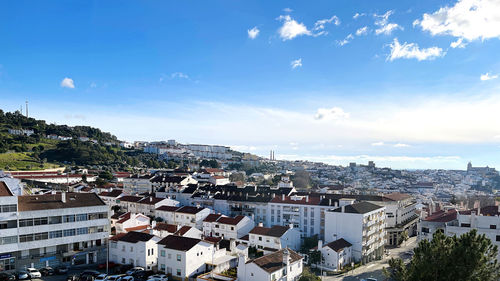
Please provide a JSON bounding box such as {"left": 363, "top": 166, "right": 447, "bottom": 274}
{"left": 323, "top": 237, "right": 418, "bottom": 281}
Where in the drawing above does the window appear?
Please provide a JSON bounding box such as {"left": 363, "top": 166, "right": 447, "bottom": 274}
{"left": 491, "top": 225, "right": 497, "bottom": 229}
{"left": 148, "top": 249, "right": 150, "bottom": 256}
{"left": 160, "top": 264, "right": 165, "bottom": 271}
{"left": 161, "top": 250, "right": 165, "bottom": 257}
{"left": 0, "top": 204, "right": 17, "bottom": 213}
{"left": 88, "top": 213, "right": 99, "bottom": 220}
{"left": 496, "top": 235, "right": 500, "bottom": 242}
{"left": 19, "top": 234, "right": 34, "bottom": 243}
{"left": 122, "top": 258, "right": 126, "bottom": 264}
{"left": 34, "top": 217, "right": 48, "bottom": 225}
{"left": 130, "top": 247, "right": 133, "bottom": 252}
{"left": 176, "top": 269, "right": 181, "bottom": 276}
{"left": 76, "top": 214, "right": 88, "bottom": 221}
{"left": 49, "top": 216, "right": 62, "bottom": 224}
{"left": 63, "top": 215, "right": 75, "bottom": 223}
{"left": 176, "top": 254, "right": 181, "bottom": 261}
{"left": 421, "top": 227, "right": 429, "bottom": 233}
{"left": 259, "top": 236, "right": 262, "bottom": 241}
{"left": 460, "top": 223, "right": 471, "bottom": 227}
{"left": 77, "top": 228, "right": 88, "bottom": 235}
{"left": 34, "top": 232, "right": 48, "bottom": 241}
{"left": 168, "top": 253, "right": 171, "bottom": 259}
{"left": 19, "top": 218, "right": 34, "bottom": 227}
{"left": 151, "top": 248, "right": 154, "bottom": 255}
{"left": 111, "top": 242, "right": 117, "bottom": 249}
{"left": 63, "top": 229, "right": 76, "bottom": 237}
{"left": 0, "top": 236, "right": 18, "bottom": 245}
{"left": 122, "top": 245, "right": 126, "bottom": 251}
{"left": 49, "top": 230, "right": 62, "bottom": 239}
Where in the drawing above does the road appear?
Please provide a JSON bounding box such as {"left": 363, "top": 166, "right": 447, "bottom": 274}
{"left": 323, "top": 237, "right": 417, "bottom": 281}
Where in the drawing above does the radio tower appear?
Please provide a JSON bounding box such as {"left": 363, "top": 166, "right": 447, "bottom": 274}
{"left": 25, "top": 100, "right": 29, "bottom": 118}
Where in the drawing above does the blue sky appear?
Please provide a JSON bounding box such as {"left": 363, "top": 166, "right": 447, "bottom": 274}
{"left": 1, "top": 0, "right": 500, "bottom": 169}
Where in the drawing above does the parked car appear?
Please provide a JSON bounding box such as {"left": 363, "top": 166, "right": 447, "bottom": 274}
{"left": 106, "top": 274, "right": 125, "bottom": 281}
{"left": 120, "top": 276, "right": 134, "bottom": 281}
{"left": 94, "top": 274, "right": 107, "bottom": 281}
{"left": 80, "top": 270, "right": 101, "bottom": 278}
{"left": 0, "top": 272, "right": 15, "bottom": 281}
{"left": 125, "top": 268, "right": 144, "bottom": 276}
{"left": 39, "top": 267, "right": 55, "bottom": 276}
{"left": 147, "top": 274, "right": 168, "bottom": 281}
{"left": 26, "top": 268, "right": 41, "bottom": 279}
{"left": 66, "top": 275, "right": 79, "bottom": 281}
{"left": 117, "top": 265, "right": 134, "bottom": 274}
{"left": 131, "top": 271, "right": 154, "bottom": 281}
{"left": 56, "top": 265, "right": 70, "bottom": 274}
{"left": 98, "top": 262, "right": 118, "bottom": 270}
{"left": 16, "top": 271, "right": 29, "bottom": 280}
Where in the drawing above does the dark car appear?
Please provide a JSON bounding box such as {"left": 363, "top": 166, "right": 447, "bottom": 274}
{"left": 16, "top": 271, "right": 30, "bottom": 280}
{"left": 79, "top": 270, "right": 101, "bottom": 278}
{"left": 66, "top": 275, "right": 79, "bottom": 281}
{"left": 39, "top": 267, "right": 55, "bottom": 276}
{"left": 56, "top": 265, "right": 70, "bottom": 274}
{"left": 131, "top": 271, "right": 154, "bottom": 281}
{"left": 117, "top": 265, "right": 134, "bottom": 274}
{"left": 0, "top": 272, "right": 15, "bottom": 281}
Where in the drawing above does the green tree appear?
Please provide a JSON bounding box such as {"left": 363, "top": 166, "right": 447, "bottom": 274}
{"left": 398, "top": 230, "right": 409, "bottom": 246}
{"left": 299, "top": 267, "right": 320, "bottom": 281}
{"left": 229, "top": 172, "right": 245, "bottom": 183}
{"left": 384, "top": 229, "right": 500, "bottom": 281}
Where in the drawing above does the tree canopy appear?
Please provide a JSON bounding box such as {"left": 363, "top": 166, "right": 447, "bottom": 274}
{"left": 384, "top": 229, "right": 500, "bottom": 281}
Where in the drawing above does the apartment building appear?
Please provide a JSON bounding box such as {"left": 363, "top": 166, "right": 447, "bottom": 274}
{"left": 123, "top": 175, "right": 154, "bottom": 195}
{"left": 325, "top": 202, "right": 386, "bottom": 264}
{"left": 109, "top": 231, "right": 160, "bottom": 270}
{"left": 0, "top": 186, "right": 109, "bottom": 271}
{"left": 203, "top": 214, "right": 255, "bottom": 239}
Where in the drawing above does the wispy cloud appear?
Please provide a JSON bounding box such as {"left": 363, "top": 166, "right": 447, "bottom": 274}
{"left": 394, "top": 143, "right": 410, "bottom": 148}
{"left": 414, "top": 0, "right": 500, "bottom": 46}
{"left": 353, "top": 12, "right": 366, "bottom": 19}
{"left": 337, "top": 34, "right": 354, "bottom": 46}
{"left": 283, "top": 8, "right": 293, "bottom": 13}
{"left": 371, "top": 142, "right": 385, "bottom": 146}
{"left": 314, "top": 107, "right": 349, "bottom": 120}
{"left": 60, "top": 77, "right": 75, "bottom": 89}
{"left": 291, "top": 58, "right": 302, "bottom": 69}
{"left": 355, "top": 26, "right": 368, "bottom": 36}
{"left": 480, "top": 72, "right": 498, "bottom": 81}
{"left": 374, "top": 10, "right": 402, "bottom": 35}
{"left": 313, "top": 15, "right": 340, "bottom": 36}
{"left": 387, "top": 38, "right": 444, "bottom": 61}
{"left": 247, "top": 27, "right": 260, "bottom": 39}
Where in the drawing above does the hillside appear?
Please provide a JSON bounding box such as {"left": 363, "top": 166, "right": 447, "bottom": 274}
{"left": 0, "top": 109, "right": 168, "bottom": 170}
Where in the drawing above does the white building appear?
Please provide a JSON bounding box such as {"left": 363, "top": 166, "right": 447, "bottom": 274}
{"left": 157, "top": 235, "right": 214, "bottom": 278}
{"left": 203, "top": 214, "right": 255, "bottom": 239}
{"left": 135, "top": 197, "right": 179, "bottom": 217}
{"left": 115, "top": 212, "right": 151, "bottom": 233}
{"left": 123, "top": 175, "right": 154, "bottom": 195}
{"left": 248, "top": 225, "right": 300, "bottom": 255}
{"left": 155, "top": 206, "right": 211, "bottom": 229}
{"left": 109, "top": 231, "right": 160, "bottom": 270}
{"left": 152, "top": 223, "right": 178, "bottom": 238}
{"left": 0, "top": 188, "right": 109, "bottom": 270}
{"left": 174, "top": 226, "right": 203, "bottom": 239}
{"left": 325, "top": 202, "right": 386, "bottom": 264}
{"left": 237, "top": 248, "right": 303, "bottom": 281}
{"left": 318, "top": 239, "right": 352, "bottom": 271}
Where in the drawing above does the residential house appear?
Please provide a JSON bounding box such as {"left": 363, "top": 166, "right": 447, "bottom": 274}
{"left": 237, "top": 248, "right": 303, "bottom": 281}
{"left": 109, "top": 231, "right": 160, "bottom": 270}
{"left": 203, "top": 215, "right": 255, "bottom": 239}
{"left": 248, "top": 225, "right": 300, "bottom": 255}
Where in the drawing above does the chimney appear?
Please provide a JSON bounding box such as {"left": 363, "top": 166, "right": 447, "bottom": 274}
{"left": 317, "top": 240, "right": 323, "bottom": 249}
{"left": 282, "top": 194, "right": 285, "bottom": 200}
{"left": 306, "top": 195, "right": 309, "bottom": 203}
{"left": 329, "top": 199, "right": 332, "bottom": 206}
{"left": 258, "top": 222, "right": 263, "bottom": 227}
{"left": 150, "top": 197, "right": 153, "bottom": 202}
{"left": 341, "top": 205, "right": 345, "bottom": 213}
{"left": 61, "top": 192, "right": 67, "bottom": 203}
{"left": 289, "top": 223, "right": 293, "bottom": 229}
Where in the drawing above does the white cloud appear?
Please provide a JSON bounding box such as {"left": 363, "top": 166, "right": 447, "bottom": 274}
{"left": 387, "top": 38, "right": 445, "bottom": 61}
{"left": 60, "top": 77, "right": 75, "bottom": 89}
{"left": 337, "top": 34, "right": 354, "bottom": 46}
{"left": 356, "top": 26, "right": 369, "bottom": 36}
{"left": 450, "top": 38, "right": 467, "bottom": 48}
{"left": 277, "top": 15, "right": 311, "bottom": 40}
{"left": 291, "top": 58, "right": 302, "bottom": 69}
{"left": 247, "top": 27, "right": 260, "bottom": 39}
{"left": 414, "top": 0, "right": 500, "bottom": 45}
{"left": 394, "top": 143, "right": 410, "bottom": 147}
{"left": 353, "top": 12, "right": 366, "bottom": 19}
{"left": 283, "top": 8, "right": 293, "bottom": 13}
{"left": 314, "top": 107, "right": 350, "bottom": 120}
{"left": 171, "top": 72, "right": 189, "bottom": 79}
{"left": 371, "top": 142, "right": 385, "bottom": 146}
{"left": 313, "top": 15, "right": 341, "bottom": 32}
{"left": 480, "top": 72, "right": 499, "bottom": 81}
{"left": 374, "top": 10, "right": 403, "bottom": 35}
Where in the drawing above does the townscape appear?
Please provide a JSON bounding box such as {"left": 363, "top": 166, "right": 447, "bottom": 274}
{"left": 1, "top": 114, "right": 500, "bottom": 281}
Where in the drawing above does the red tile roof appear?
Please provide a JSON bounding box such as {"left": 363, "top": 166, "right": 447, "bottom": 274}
{"left": 175, "top": 226, "right": 193, "bottom": 236}
{"left": 424, "top": 209, "right": 457, "bottom": 222}
{"left": 153, "top": 223, "right": 178, "bottom": 233}
{"left": 125, "top": 225, "right": 150, "bottom": 232}
{"left": 216, "top": 215, "right": 245, "bottom": 225}
{"left": 204, "top": 214, "right": 223, "bottom": 222}
{"left": 156, "top": 206, "right": 180, "bottom": 212}
{"left": 249, "top": 225, "right": 290, "bottom": 237}
{"left": 116, "top": 212, "right": 131, "bottom": 224}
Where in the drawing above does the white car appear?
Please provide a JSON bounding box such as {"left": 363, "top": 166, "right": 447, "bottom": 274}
{"left": 106, "top": 275, "right": 125, "bottom": 281}
{"left": 125, "top": 267, "right": 144, "bottom": 276}
{"left": 95, "top": 274, "right": 108, "bottom": 281}
{"left": 26, "top": 268, "right": 42, "bottom": 279}
{"left": 147, "top": 274, "right": 168, "bottom": 281}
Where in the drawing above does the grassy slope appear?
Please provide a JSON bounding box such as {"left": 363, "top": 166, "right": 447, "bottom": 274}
{"left": 0, "top": 152, "right": 61, "bottom": 171}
